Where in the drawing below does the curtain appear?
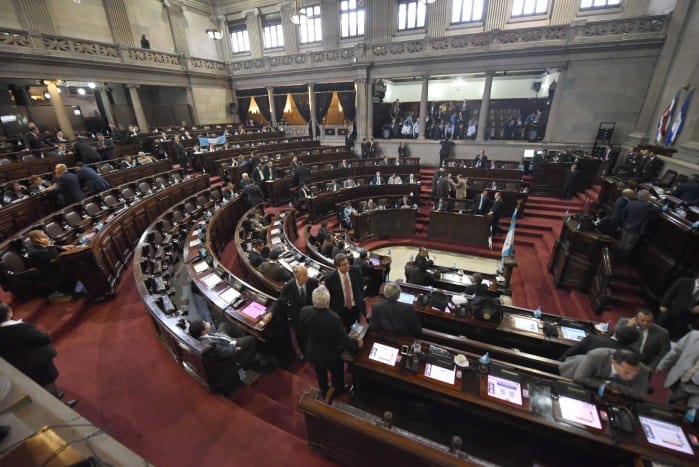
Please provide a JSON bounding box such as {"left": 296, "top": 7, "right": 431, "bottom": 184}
{"left": 337, "top": 90, "right": 356, "bottom": 122}
{"left": 315, "top": 92, "right": 333, "bottom": 122}
{"left": 273, "top": 94, "right": 287, "bottom": 123}
{"left": 237, "top": 97, "right": 251, "bottom": 122}
{"left": 255, "top": 95, "right": 271, "bottom": 123}
{"left": 292, "top": 93, "right": 311, "bottom": 123}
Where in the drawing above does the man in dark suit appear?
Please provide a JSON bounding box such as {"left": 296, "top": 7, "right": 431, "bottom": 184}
{"left": 639, "top": 152, "right": 662, "bottom": 183}
{"left": 247, "top": 239, "right": 268, "bottom": 268}
{"left": 263, "top": 161, "right": 276, "bottom": 181}
{"left": 95, "top": 133, "right": 117, "bottom": 161}
{"left": 77, "top": 164, "right": 111, "bottom": 196}
{"left": 274, "top": 265, "right": 319, "bottom": 363}
{"left": 324, "top": 253, "right": 365, "bottom": 332}
{"left": 561, "top": 163, "right": 578, "bottom": 200}
{"left": 463, "top": 273, "right": 491, "bottom": 297}
{"left": 189, "top": 319, "right": 256, "bottom": 381}
{"left": 369, "top": 282, "right": 422, "bottom": 337}
{"left": 616, "top": 189, "right": 659, "bottom": 260}
{"left": 472, "top": 189, "right": 490, "bottom": 215}
{"left": 300, "top": 286, "right": 363, "bottom": 398}
{"left": 0, "top": 302, "right": 68, "bottom": 401}
{"left": 559, "top": 325, "right": 639, "bottom": 361}
{"left": 171, "top": 135, "right": 188, "bottom": 168}
{"left": 615, "top": 309, "right": 670, "bottom": 369}
{"left": 26, "top": 229, "right": 78, "bottom": 297}
{"left": 488, "top": 191, "right": 505, "bottom": 235}
{"left": 598, "top": 188, "right": 635, "bottom": 236}
{"left": 473, "top": 149, "right": 489, "bottom": 168}
{"left": 53, "top": 163, "right": 85, "bottom": 206}
{"left": 657, "top": 273, "right": 699, "bottom": 340}
{"left": 369, "top": 171, "right": 385, "bottom": 186}
{"left": 671, "top": 175, "right": 699, "bottom": 204}
{"left": 258, "top": 248, "right": 292, "bottom": 283}
{"left": 295, "top": 161, "right": 311, "bottom": 186}
{"left": 408, "top": 247, "right": 436, "bottom": 287}
{"left": 73, "top": 141, "right": 102, "bottom": 164}
{"left": 559, "top": 348, "right": 649, "bottom": 400}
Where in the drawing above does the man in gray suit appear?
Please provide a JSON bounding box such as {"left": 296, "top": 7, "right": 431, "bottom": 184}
{"left": 559, "top": 348, "right": 649, "bottom": 400}
{"left": 615, "top": 308, "right": 670, "bottom": 370}
{"left": 656, "top": 330, "right": 699, "bottom": 407}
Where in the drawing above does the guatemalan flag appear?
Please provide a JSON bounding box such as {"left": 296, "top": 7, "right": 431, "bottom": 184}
{"left": 655, "top": 91, "right": 678, "bottom": 144}
{"left": 499, "top": 209, "right": 517, "bottom": 272}
{"left": 666, "top": 89, "right": 694, "bottom": 146}
{"left": 198, "top": 135, "right": 228, "bottom": 147}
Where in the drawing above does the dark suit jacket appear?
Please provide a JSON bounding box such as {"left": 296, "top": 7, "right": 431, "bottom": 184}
{"left": 661, "top": 277, "right": 697, "bottom": 317}
{"left": 56, "top": 172, "right": 85, "bottom": 206}
{"left": 559, "top": 335, "right": 623, "bottom": 361}
{"left": 621, "top": 199, "right": 658, "bottom": 234}
{"left": 300, "top": 306, "right": 359, "bottom": 369}
{"left": 172, "top": 142, "right": 187, "bottom": 165}
{"left": 77, "top": 167, "right": 110, "bottom": 195}
{"left": 414, "top": 254, "right": 433, "bottom": 271}
{"left": 97, "top": 139, "right": 117, "bottom": 160}
{"left": 248, "top": 249, "right": 267, "bottom": 268}
{"left": 473, "top": 155, "right": 489, "bottom": 168}
{"left": 559, "top": 348, "right": 649, "bottom": 399}
{"left": 325, "top": 267, "right": 365, "bottom": 316}
{"left": 615, "top": 318, "right": 670, "bottom": 368}
{"left": 490, "top": 198, "right": 504, "bottom": 221}
{"left": 369, "top": 300, "right": 422, "bottom": 337}
{"left": 472, "top": 194, "right": 491, "bottom": 214}
{"left": 74, "top": 142, "right": 102, "bottom": 164}
{"left": 258, "top": 261, "right": 292, "bottom": 283}
{"left": 277, "top": 277, "right": 320, "bottom": 319}
{"left": 0, "top": 321, "right": 58, "bottom": 385}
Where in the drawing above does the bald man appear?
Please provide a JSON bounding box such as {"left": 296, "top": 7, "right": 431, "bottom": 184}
{"left": 53, "top": 164, "right": 85, "bottom": 206}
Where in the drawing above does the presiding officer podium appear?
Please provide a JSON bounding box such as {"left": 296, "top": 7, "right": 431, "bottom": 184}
{"left": 549, "top": 213, "right": 615, "bottom": 292}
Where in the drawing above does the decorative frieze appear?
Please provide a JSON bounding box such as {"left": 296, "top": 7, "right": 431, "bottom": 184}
{"left": 0, "top": 30, "right": 32, "bottom": 48}
{"left": 43, "top": 35, "right": 119, "bottom": 58}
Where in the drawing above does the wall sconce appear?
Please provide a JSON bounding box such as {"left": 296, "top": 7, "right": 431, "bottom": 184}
{"left": 206, "top": 29, "right": 223, "bottom": 40}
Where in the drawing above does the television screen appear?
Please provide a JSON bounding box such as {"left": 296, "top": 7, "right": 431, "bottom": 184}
{"left": 398, "top": 292, "right": 414, "bottom": 305}
{"left": 639, "top": 415, "right": 694, "bottom": 455}
{"left": 561, "top": 326, "right": 587, "bottom": 341}
{"left": 240, "top": 301, "right": 267, "bottom": 321}
{"left": 487, "top": 373, "right": 523, "bottom": 406}
{"left": 424, "top": 363, "right": 456, "bottom": 385}
{"left": 558, "top": 396, "right": 602, "bottom": 430}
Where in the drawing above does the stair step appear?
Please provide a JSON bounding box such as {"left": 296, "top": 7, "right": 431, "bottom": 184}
{"left": 231, "top": 385, "right": 307, "bottom": 440}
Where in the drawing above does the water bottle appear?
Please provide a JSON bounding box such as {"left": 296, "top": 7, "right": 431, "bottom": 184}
{"left": 533, "top": 306, "right": 542, "bottom": 319}
{"left": 386, "top": 249, "right": 391, "bottom": 256}
{"left": 409, "top": 254, "right": 414, "bottom": 261}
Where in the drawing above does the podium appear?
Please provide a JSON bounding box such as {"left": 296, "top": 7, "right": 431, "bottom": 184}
{"left": 549, "top": 214, "right": 616, "bottom": 292}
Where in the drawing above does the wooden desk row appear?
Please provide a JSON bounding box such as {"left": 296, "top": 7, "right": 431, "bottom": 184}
{"left": 196, "top": 136, "right": 311, "bottom": 174}
{"left": 306, "top": 184, "right": 420, "bottom": 222}
{"left": 0, "top": 159, "right": 171, "bottom": 242}
{"left": 218, "top": 140, "right": 323, "bottom": 181}
{"left": 349, "top": 333, "right": 699, "bottom": 467}
{"left": 445, "top": 159, "right": 520, "bottom": 171}
{"left": 53, "top": 173, "right": 209, "bottom": 300}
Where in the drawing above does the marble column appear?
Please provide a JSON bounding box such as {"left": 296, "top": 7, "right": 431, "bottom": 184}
{"left": 355, "top": 79, "right": 367, "bottom": 143}
{"left": 367, "top": 79, "right": 374, "bottom": 139}
{"left": 95, "top": 89, "right": 115, "bottom": 127}
{"left": 127, "top": 85, "right": 149, "bottom": 133}
{"left": 102, "top": 0, "right": 136, "bottom": 47}
{"left": 543, "top": 67, "right": 567, "bottom": 143}
{"left": 418, "top": 77, "right": 429, "bottom": 140}
{"left": 476, "top": 72, "right": 494, "bottom": 143}
{"left": 267, "top": 86, "right": 277, "bottom": 127}
{"left": 185, "top": 87, "right": 198, "bottom": 125}
{"left": 308, "top": 84, "right": 317, "bottom": 139}
{"left": 46, "top": 81, "right": 75, "bottom": 140}
{"left": 245, "top": 11, "right": 263, "bottom": 58}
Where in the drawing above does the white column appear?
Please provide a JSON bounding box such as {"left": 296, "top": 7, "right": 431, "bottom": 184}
{"left": 418, "top": 77, "right": 429, "bottom": 140}
{"left": 308, "top": 84, "right": 317, "bottom": 139}
{"left": 476, "top": 72, "right": 494, "bottom": 143}
{"left": 127, "top": 85, "right": 149, "bottom": 133}
{"left": 355, "top": 78, "right": 367, "bottom": 143}
{"left": 267, "top": 86, "right": 277, "bottom": 127}
{"left": 46, "top": 81, "right": 75, "bottom": 139}
{"left": 367, "top": 79, "right": 374, "bottom": 139}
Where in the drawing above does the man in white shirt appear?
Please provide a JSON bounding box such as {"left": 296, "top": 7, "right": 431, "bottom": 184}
{"left": 388, "top": 173, "right": 403, "bottom": 185}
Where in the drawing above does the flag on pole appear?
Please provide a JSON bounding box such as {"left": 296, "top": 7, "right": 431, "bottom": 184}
{"left": 655, "top": 91, "right": 678, "bottom": 143}
{"left": 500, "top": 209, "right": 517, "bottom": 272}
{"left": 666, "top": 89, "right": 694, "bottom": 145}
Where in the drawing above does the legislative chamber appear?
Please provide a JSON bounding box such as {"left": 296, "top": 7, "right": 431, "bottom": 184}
{"left": 1, "top": 1, "right": 699, "bottom": 466}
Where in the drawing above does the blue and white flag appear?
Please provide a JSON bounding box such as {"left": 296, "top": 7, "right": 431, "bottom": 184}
{"left": 666, "top": 89, "right": 693, "bottom": 145}
{"left": 655, "top": 91, "right": 678, "bottom": 144}
{"left": 500, "top": 209, "right": 517, "bottom": 271}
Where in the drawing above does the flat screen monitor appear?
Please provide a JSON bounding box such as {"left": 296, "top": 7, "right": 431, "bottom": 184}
{"left": 512, "top": 316, "right": 539, "bottom": 333}
{"left": 424, "top": 363, "right": 456, "bottom": 385}
{"left": 398, "top": 292, "right": 414, "bottom": 305}
{"left": 486, "top": 372, "right": 523, "bottom": 406}
{"left": 240, "top": 301, "right": 266, "bottom": 321}
{"left": 523, "top": 149, "right": 535, "bottom": 159}
{"left": 558, "top": 396, "right": 602, "bottom": 430}
{"left": 368, "top": 342, "right": 399, "bottom": 366}
{"left": 218, "top": 287, "right": 241, "bottom": 304}
{"left": 370, "top": 257, "right": 381, "bottom": 266}
{"left": 639, "top": 415, "right": 694, "bottom": 455}
{"left": 561, "top": 326, "right": 587, "bottom": 341}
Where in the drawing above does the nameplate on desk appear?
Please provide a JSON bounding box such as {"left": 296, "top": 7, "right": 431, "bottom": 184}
{"left": 189, "top": 239, "right": 201, "bottom": 248}
{"left": 424, "top": 363, "right": 456, "bottom": 385}
{"left": 193, "top": 261, "right": 209, "bottom": 274}
{"left": 368, "top": 342, "right": 399, "bottom": 366}
{"left": 270, "top": 228, "right": 281, "bottom": 235}
{"left": 201, "top": 273, "right": 222, "bottom": 289}
{"left": 271, "top": 237, "right": 282, "bottom": 245}
{"left": 219, "top": 287, "right": 241, "bottom": 304}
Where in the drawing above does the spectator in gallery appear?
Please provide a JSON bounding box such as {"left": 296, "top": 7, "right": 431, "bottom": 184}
{"left": 398, "top": 142, "right": 409, "bottom": 158}
{"left": 412, "top": 120, "right": 420, "bottom": 139}
{"left": 474, "top": 149, "right": 489, "bottom": 169}
{"left": 141, "top": 34, "right": 151, "bottom": 49}
{"left": 388, "top": 173, "right": 403, "bottom": 185}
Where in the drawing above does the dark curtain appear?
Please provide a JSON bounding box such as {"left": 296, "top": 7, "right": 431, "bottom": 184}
{"left": 292, "top": 93, "right": 311, "bottom": 123}
{"left": 273, "top": 94, "right": 287, "bottom": 123}
{"left": 255, "top": 95, "right": 271, "bottom": 123}
{"left": 237, "top": 97, "right": 251, "bottom": 122}
{"left": 315, "top": 92, "right": 333, "bottom": 122}
{"left": 337, "top": 90, "right": 356, "bottom": 122}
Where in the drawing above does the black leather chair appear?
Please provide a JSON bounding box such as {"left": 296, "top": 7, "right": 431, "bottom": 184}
{"left": 0, "top": 250, "right": 52, "bottom": 299}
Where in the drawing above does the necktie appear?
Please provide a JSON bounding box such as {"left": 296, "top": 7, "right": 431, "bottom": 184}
{"left": 342, "top": 273, "right": 353, "bottom": 309}
{"left": 299, "top": 285, "right": 305, "bottom": 304}
{"left": 479, "top": 197, "right": 483, "bottom": 211}
{"left": 639, "top": 328, "right": 648, "bottom": 353}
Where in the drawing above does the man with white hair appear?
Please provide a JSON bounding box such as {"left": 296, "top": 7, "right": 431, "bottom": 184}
{"left": 299, "top": 286, "right": 363, "bottom": 398}
{"left": 369, "top": 282, "right": 422, "bottom": 337}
